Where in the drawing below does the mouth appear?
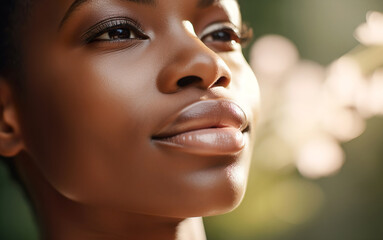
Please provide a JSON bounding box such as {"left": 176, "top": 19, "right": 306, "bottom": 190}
{"left": 151, "top": 99, "right": 250, "bottom": 156}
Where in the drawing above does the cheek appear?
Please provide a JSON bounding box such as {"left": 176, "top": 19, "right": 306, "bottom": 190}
{"left": 19, "top": 52, "right": 159, "bottom": 202}
{"left": 223, "top": 52, "right": 260, "bottom": 126}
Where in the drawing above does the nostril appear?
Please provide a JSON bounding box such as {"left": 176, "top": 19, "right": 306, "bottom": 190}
{"left": 177, "top": 76, "right": 202, "bottom": 88}
{"left": 214, "top": 77, "right": 229, "bottom": 87}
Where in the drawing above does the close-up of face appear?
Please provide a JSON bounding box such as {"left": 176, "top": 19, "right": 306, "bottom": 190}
{"left": 1, "top": 0, "right": 259, "bottom": 223}
{"left": 6, "top": 0, "right": 383, "bottom": 240}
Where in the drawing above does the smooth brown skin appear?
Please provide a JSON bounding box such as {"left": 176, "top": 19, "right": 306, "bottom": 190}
{"left": 0, "top": 0, "right": 260, "bottom": 239}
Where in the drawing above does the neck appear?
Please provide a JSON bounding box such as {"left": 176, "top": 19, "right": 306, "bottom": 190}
{"left": 41, "top": 204, "right": 206, "bottom": 240}
{"left": 14, "top": 154, "right": 206, "bottom": 240}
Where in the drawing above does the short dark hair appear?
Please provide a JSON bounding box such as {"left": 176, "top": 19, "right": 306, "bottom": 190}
{"left": 0, "top": 0, "right": 32, "bottom": 79}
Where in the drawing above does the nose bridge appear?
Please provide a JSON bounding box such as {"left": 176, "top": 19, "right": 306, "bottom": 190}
{"left": 156, "top": 21, "right": 232, "bottom": 94}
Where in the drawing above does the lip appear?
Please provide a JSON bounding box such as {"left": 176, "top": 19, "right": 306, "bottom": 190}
{"left": 152, "top": 99, "right": 249, "bottom": 156}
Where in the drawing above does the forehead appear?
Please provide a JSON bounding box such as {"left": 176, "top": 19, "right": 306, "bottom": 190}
{"left": 65, "top": 0, "right": 235, "bottom": 7}
{"left": 23, "top": 0, "right": 240, "bottom": 36}
{"left": 30, "top": 0, "right": 240, "bottom": 25}
{"left": 61, "top": 0, "right": 239, "bottom": 16}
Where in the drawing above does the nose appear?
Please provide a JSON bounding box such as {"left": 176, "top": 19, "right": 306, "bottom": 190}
{"left": 156, "top": 24, "right": 232, "bottom": 94}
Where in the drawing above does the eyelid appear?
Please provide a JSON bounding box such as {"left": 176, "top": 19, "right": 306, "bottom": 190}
{"left": 198, "top": 22, "right": 241, "bottom": 40}
{"left": 81, "top": 17, "right": 146, "bottom": 43}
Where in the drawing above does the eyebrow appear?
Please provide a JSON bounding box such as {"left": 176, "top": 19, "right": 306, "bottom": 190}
{"left": 198, "top": 0, "right": 217, "bottom": 8}
{"left": 59, "top": 0, "right": 155, "bottom": 29}
{"left": 59, "top": 0, "right": 227, "bottom": 29}
{"left": 198, "top": 0, "right": 238, "bottom": 7}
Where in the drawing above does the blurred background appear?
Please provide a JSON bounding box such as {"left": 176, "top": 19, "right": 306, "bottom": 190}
{"left": 1, "top": 0, "right": 383, "bottom": 239}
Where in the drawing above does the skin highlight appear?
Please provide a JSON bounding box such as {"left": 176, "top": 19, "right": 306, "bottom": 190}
{"left": 0, "top": 0, "right": 260, "bottom": 239}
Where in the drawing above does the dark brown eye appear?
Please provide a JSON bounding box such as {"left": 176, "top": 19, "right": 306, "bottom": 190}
{"left": 95, "top": 27, "right": 136, "bottom": 41}
{"left": 83, "top": 18, "right": 148, "bottom": 43}
{"left": 200, "top": 22, "right": 242, "bottom": 46}
{"left": 208, "top": 29, "right": 240, "bottom": 42}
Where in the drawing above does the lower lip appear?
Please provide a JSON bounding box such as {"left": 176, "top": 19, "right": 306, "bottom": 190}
{"left": 152, "top": 127, "right": 246, "bottom": 156}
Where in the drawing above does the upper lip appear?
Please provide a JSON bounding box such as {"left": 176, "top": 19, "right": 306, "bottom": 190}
{"left": 152, "top": 99, "right": 249, "bottom": 139}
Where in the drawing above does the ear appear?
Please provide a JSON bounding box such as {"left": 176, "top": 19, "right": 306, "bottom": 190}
{"left": 0, "top": 78, "right": 24, "bottom": 157}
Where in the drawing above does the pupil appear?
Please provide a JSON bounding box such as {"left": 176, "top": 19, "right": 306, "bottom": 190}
{"left": 213, "top": 31, "right": 231, "bottom": 41}
{"left": 109, "top": 29, "right": 131, "bottom": 40}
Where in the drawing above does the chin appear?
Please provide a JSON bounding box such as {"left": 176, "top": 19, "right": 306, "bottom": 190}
{"left": 164, "top": 163, "right": 249, "bottom": 219}
{"left": 200, "top": 165, "right": 248, "bottom": 217}
{"left": 168, "top": 146, "right": 252, "bottom": 219}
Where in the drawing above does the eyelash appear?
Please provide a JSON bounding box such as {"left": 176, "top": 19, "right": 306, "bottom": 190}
{"left": 82, "top": 18, "right": 148, "bottom": 43}
{"left": 200, "top": 23, "right": 253, "bottom": 47}
{"left": 239, "top": 23, "right": 254, "bottom": 46}
{"left": 82, "top": 18, "right": 253, "bottom": 48}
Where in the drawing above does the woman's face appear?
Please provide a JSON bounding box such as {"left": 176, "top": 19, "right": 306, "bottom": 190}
{"left": 16, "top": 0, "right": 259, "bottom": 217}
